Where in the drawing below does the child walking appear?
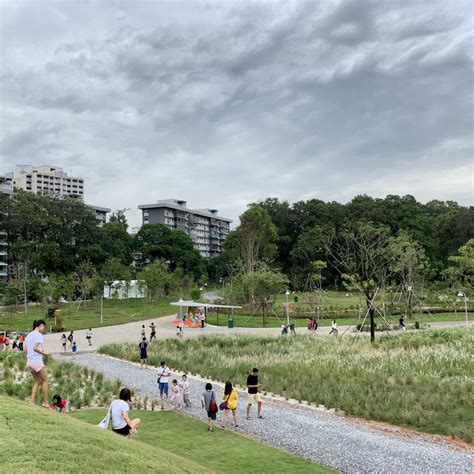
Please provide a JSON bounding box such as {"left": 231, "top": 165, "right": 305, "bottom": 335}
{"left": 180, "top": 374, "right": 192, "bottom": 408}
{"left": 60, "top": 334, "right": 67, "bottom": 353}
{"left": 86, "top": 328, "right": 93, "bottom": 346}
{"left": 71, "top": 341, "right": 77, "bottom": 360}
{"left": 170, "top": 379, "right": 182, "bottom": 410}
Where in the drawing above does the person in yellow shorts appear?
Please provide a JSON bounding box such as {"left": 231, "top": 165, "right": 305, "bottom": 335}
{"left": 246, "top": 368, "right": 263, "bottom": 420}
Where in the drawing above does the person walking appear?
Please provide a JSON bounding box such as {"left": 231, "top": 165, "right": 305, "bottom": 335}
{"left": 109, "top": 388, "right": 141, "bottom": 437}
{"left": 201, "top": 383, "right": 218, "bottom": 432}
{"left": 71, "top": 341, "right": 77, "bottom": 360}
{"left": 180, "top": 374, "right": 192, "bottom": 408}
{"left": 86, "top": 328, "right": 93, "bottom": 346}
{"left": 200, "top": 312, "right": 206, "bottom": 329}
{"left": 140, "top": 325, "right": 146, "bottom": 339}
{"left": 139, "top": 337, "right": 148, "bottom": 368}
{"left": 289, "top": 321, "right": 296, "bottom": 335}
{"left": 176, "top": 325, "right": 183, "bottom": 340}
{"left": 25, "top": 319, "right": 50, "bottom": 408}
{"left": 149, "top": 322, "right": 156, "bottom": 341}
{"left": 4, "top": 334, "right": 10, "bottom": 351}
{"left": 399, "top": 316, "right": 406, "bottom": 331}
{"left": 329, "top": 319, "right": 338, "bottom": 335}
{"left": 67, "top": 331, "right": 74, "bottom": 348}
{"left": 170, "top": 379, "right": 182, "bottom": 410}
{"left": 246, "top": 368, "right": 263, "bottom": 420}
{"left": 60, "top": 334, "right": 67, "bottom": 353}
{"left": 157, "top": 361, "right": 170, "bottom": 408}
{"left": 221, "top": 381, "right": 238, "bottom": 429}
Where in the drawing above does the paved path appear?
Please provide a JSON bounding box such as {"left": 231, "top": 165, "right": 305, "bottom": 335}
{"left": 43, "top": 313, "right": 474, "bottom": 354}
{"left": 61, "top": 352, "right": 473, "bottom": 474}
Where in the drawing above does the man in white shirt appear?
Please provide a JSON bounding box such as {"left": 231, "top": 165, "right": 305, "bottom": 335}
{"left": 157, "top": 361, "right": 170, "bottom": 407}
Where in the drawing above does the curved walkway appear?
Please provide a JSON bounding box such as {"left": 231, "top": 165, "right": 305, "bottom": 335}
{"left": 43, "top": 312, "right": 473, "bottom": 354}
{"left": 61, "top": 352, "right": 473, "bottom": 473}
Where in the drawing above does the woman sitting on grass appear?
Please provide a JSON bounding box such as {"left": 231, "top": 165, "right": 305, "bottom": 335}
{"left": 110, "top": 388, "right": 141, "bottom": 437}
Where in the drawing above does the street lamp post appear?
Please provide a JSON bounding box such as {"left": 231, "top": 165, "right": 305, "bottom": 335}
{"left": 285, "top": 290, "right": 290, "bottom": 326}
{"left": 457, "top": 291, "right": 468, "bottom": 326}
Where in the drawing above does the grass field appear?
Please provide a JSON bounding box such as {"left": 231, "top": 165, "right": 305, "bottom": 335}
{"left": 73, "top": 409, "right": 331, "bottom": 473}
{"left": 1, "top": 395, "right": 208, "bottom": 473}
{"left": 205, "top": 311, "right": 472, "bottom": 328}
{"left": 100, "top": 328, "right": 474, "bottom": 443}
{"left": 0, "top": 298, "right": 176, "bottom": 332}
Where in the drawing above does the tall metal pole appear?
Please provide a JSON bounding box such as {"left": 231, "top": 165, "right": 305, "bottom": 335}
{"left": 464, "top": 295, "right": 468, "bottom": 326}
{"left": 100, "top": 296, "right": 103, "bottom": 325}
{"left": 285, "top": 291, "right": 289, "bottom": 325}
{"left": 23, "top": 261, "right": 28, "bottom": 316}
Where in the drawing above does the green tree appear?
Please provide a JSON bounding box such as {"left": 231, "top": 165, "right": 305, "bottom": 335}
{"left": 444, "top": 239, "right": 474, "bottom": 289}
{"left": 388, "top": 231, "right": 428, "bottom": 317}
{"left": 226, "top": 206, "right": 278, "bottom": 273}
{"left": 0, "top": 191, "right": 103, "bottom": 274}
{"left": 134, "top": 224, "right": 205, "bottom": 276}
{"left": 236, "top": 269, "right": 288, "bottom": 326}
{"left": 137, "top": 260, "right": 175, "bottom": 299}
{"left": 100, "top": 221, "right": 134, "bottom": 265}
{"left": 290, "top": 226, "right": 328, "bottom": 289}
{"left": 327, "top": 221, "right": 392, "bottom": 342}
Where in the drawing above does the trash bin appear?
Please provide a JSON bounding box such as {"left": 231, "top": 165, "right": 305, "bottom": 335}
{"left": 46, "top": 307, "right": 58, "bottom": 318}
{"left": 228, "top": 318, "right": 234, "bottom": 329}
{"left": 294, "top": 295, "right": 299, "bottom": 303}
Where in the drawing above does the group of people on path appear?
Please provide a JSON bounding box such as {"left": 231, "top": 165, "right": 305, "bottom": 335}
{"left": 307, "top": 318, "right": 338, "bottom": 335}
{"left": 59, "top": 328, "right": 93, "bottom": 358}
{"left": 24, "top": 318, "right": 264, "bottom": 440}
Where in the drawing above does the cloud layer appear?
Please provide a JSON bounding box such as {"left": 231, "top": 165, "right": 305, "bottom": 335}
{"left": 1, "top": 0, "right": 472, "bottom": 227}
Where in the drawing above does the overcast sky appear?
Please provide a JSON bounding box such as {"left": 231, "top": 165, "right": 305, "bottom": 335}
{"left": 1, "top": 0, "right": 473, "bottom": 228}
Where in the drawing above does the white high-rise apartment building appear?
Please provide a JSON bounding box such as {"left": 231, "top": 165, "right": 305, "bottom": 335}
{"left": 9, "top": 165, "right": 84, "bottom": 199}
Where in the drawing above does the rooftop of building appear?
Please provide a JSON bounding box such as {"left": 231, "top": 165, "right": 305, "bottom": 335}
{"left": 138, "top": 199, "right": 232, "bottom": 222}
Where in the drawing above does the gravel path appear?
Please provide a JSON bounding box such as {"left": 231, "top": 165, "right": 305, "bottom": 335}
{"left": 59, "top": 352, "right": 474, "bottom": 474}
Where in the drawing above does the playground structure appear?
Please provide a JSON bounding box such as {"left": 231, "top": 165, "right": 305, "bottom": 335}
{"left": 170, "top": 300, "right": 242, "bottom": 328}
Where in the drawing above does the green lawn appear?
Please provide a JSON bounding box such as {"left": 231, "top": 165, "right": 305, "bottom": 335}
{"left": 205, "top": 312, "right": 472, "bottom": 328}
{"left": 1, "top": 395, "right": 207, "bottom": 473}
{"left": 0, "top": 298, "right": 176, "bottom": 332}
{"left": 101, "top": 328, "right": 474, "bottom": 443}
{"left": 72, "top": 409, "right": 330, "bottom": 473}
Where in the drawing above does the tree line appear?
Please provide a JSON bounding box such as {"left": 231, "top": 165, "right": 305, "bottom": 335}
{"left": 0, "top": 191, "right": 206, "bottom": 304}
{"left": 0, "top": 191, "right": 472, "bottom": 314}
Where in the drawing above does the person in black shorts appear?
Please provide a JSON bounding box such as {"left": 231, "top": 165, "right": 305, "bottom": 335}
{"left": 149, "top": 322, "right": 156, "bottom": 341}
{"left": 110, "top": 388, "right": 141, "bottom": 437}
{"left": 139, "top": 337, "right": 148, "bottom": 368}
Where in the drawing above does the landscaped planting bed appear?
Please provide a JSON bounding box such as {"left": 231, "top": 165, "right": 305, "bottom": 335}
{"left": 100, "top": 328, "right": 474, "bottom": 442}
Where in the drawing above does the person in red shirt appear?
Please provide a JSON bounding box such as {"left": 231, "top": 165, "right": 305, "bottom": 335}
{"left": 52, "top": 394, "right": 68, "bottom": 413}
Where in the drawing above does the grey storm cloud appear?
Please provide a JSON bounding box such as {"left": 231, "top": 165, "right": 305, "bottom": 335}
{"left": 0, "top": 0, "right": 472, "bottom": 227}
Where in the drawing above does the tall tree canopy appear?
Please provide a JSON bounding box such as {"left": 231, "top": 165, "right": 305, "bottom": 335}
{"left": 134, "top": 224, "right": 205, "bottom": 276}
